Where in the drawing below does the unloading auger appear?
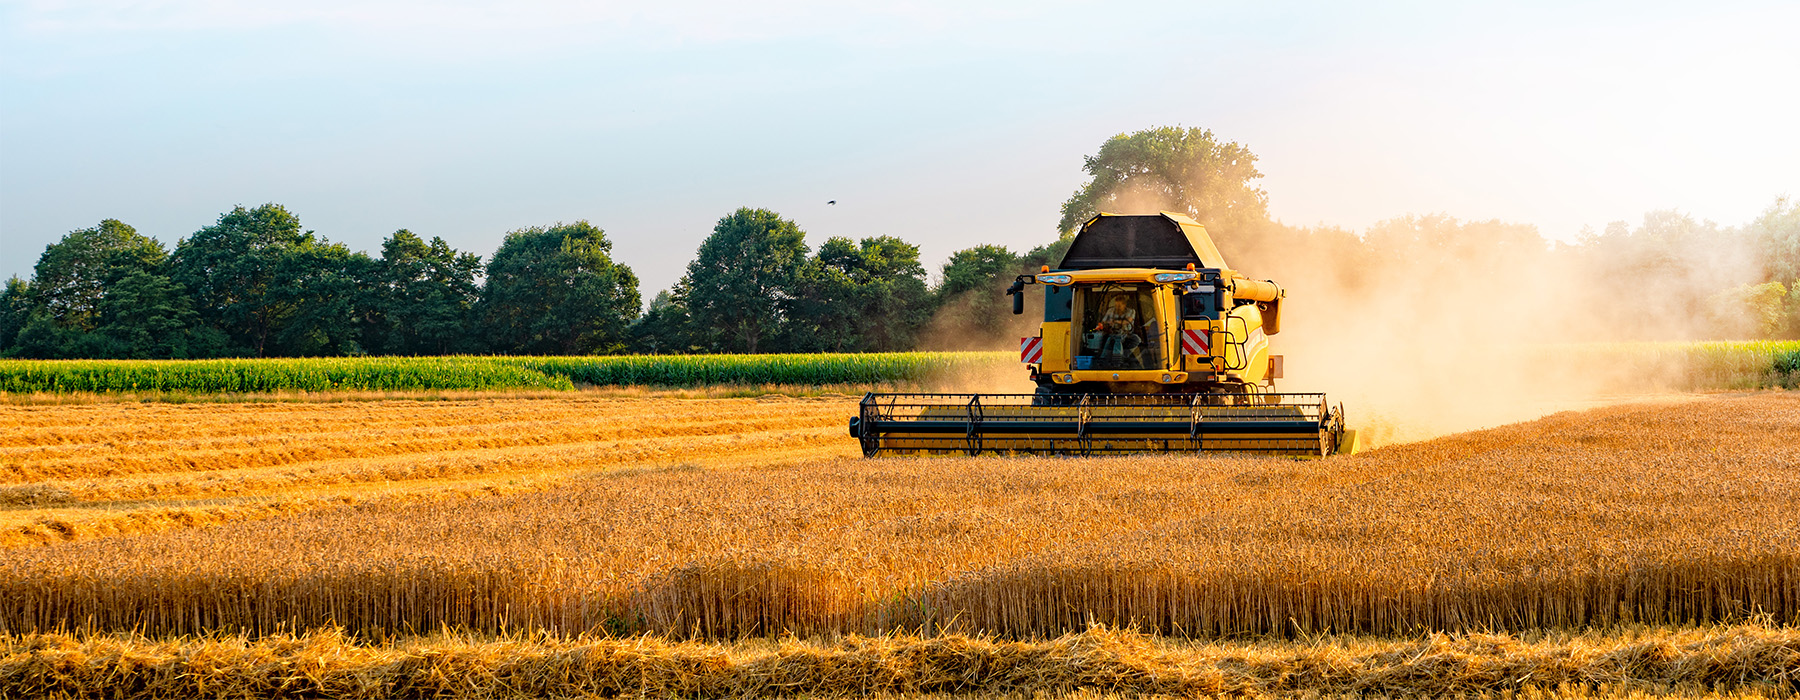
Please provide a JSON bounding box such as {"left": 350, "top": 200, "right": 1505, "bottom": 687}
{"left": 848, "top": 212, "right": 1358, "bottom": 457}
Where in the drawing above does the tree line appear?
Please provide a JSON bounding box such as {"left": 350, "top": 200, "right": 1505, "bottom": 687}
{"left": 5, "top": 125, "right": 1797, "bottom": 359}
{"left": 0, "top": 204, "right": 990, "bottom": 358}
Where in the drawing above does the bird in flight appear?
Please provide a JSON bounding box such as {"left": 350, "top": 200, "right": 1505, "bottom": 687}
{"left": 827, "top": 200, "right": 836, "bottom": 205}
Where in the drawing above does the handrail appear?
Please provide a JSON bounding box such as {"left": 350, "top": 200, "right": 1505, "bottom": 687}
{"left": 1222, "top": 314, "right": 1251, "bottom": 371}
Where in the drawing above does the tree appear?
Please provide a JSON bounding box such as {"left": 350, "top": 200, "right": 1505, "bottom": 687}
{"left": 5, "top": 219, "right": 226, "bottom": 359}
{"left": 844, "top": 235, "right": 931, "bottom": 351}
{"left": 1747, "top": 198, "right": 1800, "bottom": 338}
{"left": 1749, "top": 196, "right": 1800, "bottom": 286}
{"left": 920, "top": 244, "right": 1028, "bottom": 349}
{"left": 368, "top": 230, "right": 483, "bottom": 355}
{"left": 629, "top": 286, "right": 701, "bottom": 354}
{"left": 90, "top": 269, "right": 229, "bottom": 358}
{"left": 0, "top": 277, "right": 29, "bottom": 352}
{"left": 28, "top": 219, "right": 166, "bottom": 331}
{"left": 936, "top": 245, "right": 1017, "bottom": 300}
{"left": 1571, "top": 210, "right": 1759, "bottom": 339}
{"left": 1057, "top": 126, "right": 1269, "bottom": 240}
{"left": 1787, "top": 285, "right": 1800, "bottom": 340}
{"left": 480, "top": 221, "right": 640, "bottom": 355}
{"left": 787, "top": 235, "right": 932, "bottom": 352}
{"left": 682, "top": 208, "right": 808, "bottom": 353}
{"left": 171, "top": 204, "right": 366, "bottom": 356}
{"left": 787, "top": 238, "right": 863, "bottom": 352}
{"left": 1709, "top": 281, "right": 1790, "bottom": 339}
{"left": 1019, "top": 236, "right": 1076, "bottom": 272}
{"left": 269, "top": 243, "right": 374, "bottom": 356}
{"left": 8, "top": 314, "right": 86, "bottom": 358}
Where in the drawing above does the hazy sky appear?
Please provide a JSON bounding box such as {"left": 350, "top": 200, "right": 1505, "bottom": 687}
{"left": 3, "top": 0, "right": 1796, "bottom": 297}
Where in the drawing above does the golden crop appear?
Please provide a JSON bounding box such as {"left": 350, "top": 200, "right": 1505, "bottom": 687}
{"left": 5, "top": 624, "right": 1797, "bottom": 699}
{"left": 1, "top": 392, "right": 1795, "bottom": 640}
{"left": 0, "top": 395, "right": 858, "bottom": 546}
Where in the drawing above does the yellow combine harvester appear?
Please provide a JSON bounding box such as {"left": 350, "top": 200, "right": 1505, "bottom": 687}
{"left": 849, "top": 212, "right": 1358, "bottom": 457}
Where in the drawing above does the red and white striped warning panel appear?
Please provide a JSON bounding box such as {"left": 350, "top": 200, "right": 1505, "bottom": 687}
{"left": 1180, "top": 329, "right": 1211, "bottom": 356}
{"left": 1020, "top": 337, "right": 1043, "bottom": 364}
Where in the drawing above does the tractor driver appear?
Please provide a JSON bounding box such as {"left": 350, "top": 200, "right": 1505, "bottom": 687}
{"left": 1092, "top": 293, "right": 1141, "bottom": 364}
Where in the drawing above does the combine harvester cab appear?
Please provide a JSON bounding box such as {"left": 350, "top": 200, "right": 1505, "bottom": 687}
{"left": 848, "top": 212, "right": 1358, "bottom": 458}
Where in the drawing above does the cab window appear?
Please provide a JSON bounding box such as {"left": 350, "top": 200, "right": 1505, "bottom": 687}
{"left": 1042, "top": 284, "right": 1072, "bottom": 322}
{"left": 1180, "top": 291, "right": 1216, "bottom": 320}
{"left": 1074, "top": 285, "right": 1163, "bottom": 371}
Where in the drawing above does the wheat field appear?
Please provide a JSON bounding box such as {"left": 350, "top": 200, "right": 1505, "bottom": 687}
{"left": 7, "top": 624, "right": 1797, "bottom": 699}
{"left": 0, "top": 394, "right": 860, "bottom": 546}
{"left": 2, "top": 391, "right": 1796, "bottom": 642}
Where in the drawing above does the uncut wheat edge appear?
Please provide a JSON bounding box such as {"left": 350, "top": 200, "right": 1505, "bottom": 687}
{"left": 4, "top": 624, "right": 1798, "bottom": 699}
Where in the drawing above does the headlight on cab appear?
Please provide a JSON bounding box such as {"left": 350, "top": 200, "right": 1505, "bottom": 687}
{"left": 1153, "top": 272, "right": 1197, "bottom": 283}
{"left": 1036, "top": 274, "right": 1073, "bottom": 285}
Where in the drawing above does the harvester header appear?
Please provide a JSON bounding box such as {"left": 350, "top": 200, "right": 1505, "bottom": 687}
{"left": 849, "top": 212, "right": 1357, "bottom": 458}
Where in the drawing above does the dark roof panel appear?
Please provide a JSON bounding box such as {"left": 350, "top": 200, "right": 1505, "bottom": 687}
{"left": 1058, "top": 212, "right": 1228, "bottom": 270}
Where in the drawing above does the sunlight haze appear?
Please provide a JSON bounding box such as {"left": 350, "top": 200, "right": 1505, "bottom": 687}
{"left": 3, "top": 0, "right": 1796, "bottom": 297}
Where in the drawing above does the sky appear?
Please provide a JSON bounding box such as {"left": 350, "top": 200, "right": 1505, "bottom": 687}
{"left": 3, "top": 0, "right": 1797, "bottom": 298}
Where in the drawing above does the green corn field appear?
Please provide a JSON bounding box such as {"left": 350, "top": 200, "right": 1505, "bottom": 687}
{"left": 0, "top": 357, "right": 576, "bottom": 394}
{"left": 509, "top": 352, "right": 1015, "bottom": 387}
{"left": 0, "top": 352, "right": 1017, "bottom": 394}
{"left": 0, "top": 342, "right": 1793, "bottom": 394}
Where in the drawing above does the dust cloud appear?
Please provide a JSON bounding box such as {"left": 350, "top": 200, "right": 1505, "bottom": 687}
{"left": 1232, "top": 214, "right": 1764, "bottom": 446}
{"left": 924, "top": 202, "right": 1768, "bottom": 447}
{"left": 1096, "top": 178, "right": 1184, "bottom": 220}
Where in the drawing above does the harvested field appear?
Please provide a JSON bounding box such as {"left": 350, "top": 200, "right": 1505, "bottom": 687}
{"left": 0, "top": 394, "right": 860, "bottom": 546}
{"left": 6, "top": 624, "right": 1798, "bottom": 699}
{"left": 2, "top": 392, "right": 1796, "bottom": 640}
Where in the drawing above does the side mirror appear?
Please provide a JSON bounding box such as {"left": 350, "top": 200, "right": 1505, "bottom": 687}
{"left": 1005, "top": 277, "right": 1027, "bottom": 315}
